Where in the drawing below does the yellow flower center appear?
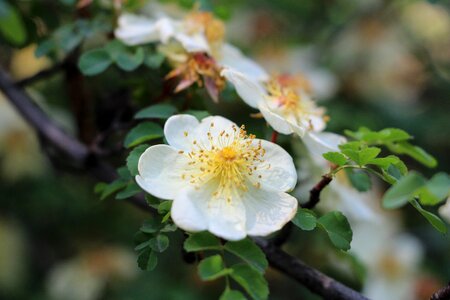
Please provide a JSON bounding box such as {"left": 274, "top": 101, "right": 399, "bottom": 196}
{"left": 265, "top": 74, "right": 327, "bottom": 130}
{"left": 378, "top": 255, "right": 404, "bottom": 279}
{"left": 184, "top": 11, "right": 225, "bottom": 50}
{"left": 165, "top": 53, "right": 226, "bottom": 97}
{"left": 180, "top": 124, "right": 266, "bottom": 202}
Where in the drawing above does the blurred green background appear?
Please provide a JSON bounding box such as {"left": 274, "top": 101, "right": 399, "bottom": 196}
{"left": 0, "top": 0, "right": 449, "bottom": 299}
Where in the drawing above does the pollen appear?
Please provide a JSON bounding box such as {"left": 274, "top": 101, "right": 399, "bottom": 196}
{"left": 265, "top": 74, "right": 326, "bottom": 130}
{"left": 179, "top": 124, "right": 265, "bottom": 201}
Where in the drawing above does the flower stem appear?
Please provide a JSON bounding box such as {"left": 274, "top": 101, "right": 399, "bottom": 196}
{"left": 271, "top": 131, "right": 279, "bottom": 143}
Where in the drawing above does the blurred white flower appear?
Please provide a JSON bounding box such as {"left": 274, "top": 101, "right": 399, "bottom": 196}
{"left": 0, "top": 93, "right": 46, "bottom": 181}
{"left": 115, "top": 8, "right": 267, "bottom": 102}
{"left": 351, "top": 223, "right": 424, "bottom": 300}
{"left": 401, "top": 2, "right": 450, "bottom": 45}
{"left": 256, "top": 46, "right": 339, "bottom": 101}
{"left": 438, "top": 198, "right": 450, "bottom": 224}
{"left": 222, "top": 68, "right": 344, "bottom": 155}
{"left": 47, "top": 246, "right": 138, "bottom": 300}
{"left": 136, "top": 114, "right": 298, "bottom": 240}
{"left": 0, "top": 219, "right": 27, "bottom": 293}
{"left": 294, "top": 143, "right": 381, "bottom": 223}
{"left": 9, "top": 44, "right": 51, "bottom": 80}
{"left": 333, "top": 18, "right": 426, "bottom": 103}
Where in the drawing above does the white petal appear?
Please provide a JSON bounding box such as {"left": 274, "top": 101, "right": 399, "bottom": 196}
{"left": 164, "top": 114, "right": 200, "bottom": 151}
{"left": 174, "top": 32, "right": 210, "bottom": 53}
{"left": 252, "top": 139, "right": 297, "bottom": 192}
{"left": 258, "top": 102, "right": 294, "bottom": 134}
{"left": 327, "top": 181, "right": 381, "bottom": 222}
{"left": 157, "top": 17, "right": 176, "bottom": 43}
{"left": 115, "top": 14, "right": 171, "bottom": 46}
{"left": 136, "top": 144, "right": 187, "bottom": 200}
{"left": 193, "top": 115, "right": 237, "bottom": 144}
{"left": 439, "top": 199, "right": 450, "bottom": 223}
{"left": 219, "top": 44, "right": 269, "bottom": 81}
{"left": 221, "top": 68, "right": 266, "bottom": 108}
{"left": 243, "top": 185, "right": 298, "bottom": 236}
{"left": 303, "top": 131, "right": 346, "bottom": 162}
{"left": 308, "top": 115, "right": 326, "bottom": 132}
{"left": 171, "top": 187, "right": 209, "bottom": 232}
{"left": 172, "top": 183, "right": 247, "bottom": 240}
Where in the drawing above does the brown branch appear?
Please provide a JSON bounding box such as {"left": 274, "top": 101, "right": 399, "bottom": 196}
{"left": 0, "top": 66, "right": 367, "bottom": 300}
{"left": 431, "top": 282, "right": 450, "bottom": 300}
{"left": 254, "top": 237, "right": 368, "bottom": 300}
{"left": 16, "top": 61, "right": 67, "bottom": 87}
{"left": 301, "top": 174, "right": 333, "bottom": 209}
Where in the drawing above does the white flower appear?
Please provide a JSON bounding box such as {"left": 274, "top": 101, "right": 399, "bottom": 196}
{"left": 114, "top": 14, "right": 175, "bottom": 46}
{"left": 351, "top": 223, "right": 423, "bottom": 300}
{"left": 294, "top": 147, "right": 381, "bottom": 223}
{"left": 136, "top": 114, "right": 298, "bottom": 240}
{"left": 256, "top": 46, "right": 339, "bottom": 100}
{"left": 115, "top": 11, "right": 268, "bottom": 81}
{"left": 222, "top": 68, "right": 345, "bottom": 156}
{"left": 0, "top": 93, "right": 46, "bottom": 181}
{"left": 438, "top": 198, "right": 450, "bottom": 223}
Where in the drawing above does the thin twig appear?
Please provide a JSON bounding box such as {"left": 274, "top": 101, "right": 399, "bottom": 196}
{"left": 253, "top": 237, "right": 369, "bottom": 300}
{"left": 301, "top": 174, "right": 333, "bottom": 209}
{"left": 0, "top": 66, "right": 368, "bottom": 300}
{"left": 431, "top": 282, "right": 450, "bottom": 300}
{"left": 16, "top": 61, "right": 66, "bottom": 87}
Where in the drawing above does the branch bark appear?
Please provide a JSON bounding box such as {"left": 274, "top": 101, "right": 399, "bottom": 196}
{"left": 431, "top": 282, "right": 450, "bottom": 300}
{"left": 301, "top": 174, "right": 333, "bottom": 209}
{"left": 253, "top": 237, "right": 368, "bottom": 300}
{"left": 0, "top": 66, "right": 366, "bottom": 300}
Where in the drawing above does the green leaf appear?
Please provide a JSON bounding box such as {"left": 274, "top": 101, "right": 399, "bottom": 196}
{"left": 124, "top": 122, "right": 163, "bottom": 148}
{"left": 345, "top": 127, "right": 411, "bottom": 143}
{"left": 100, "top": 179, "right": 128, "bottom": 200}
{"left": 317, "top": 211, "right": 353, "bottom": 251}
{"left": 78, "top": 48, "right": 112, "bottom": 76}
{"left": 140, "top": 217, "right": 163, "bottom": 234}
{"left": 387, "top": 141, "right": 437, "bottom": 168}
{"left": 382, "top": 172, "right": 427, "bottom": 209}
{"left": 220, "top": 289, "right": 247, "bottom": 300}
{"left": 35, "top": 39, "right": 56, "bottom": 57}
{"left": 126, "top": 144, "right": 149, "bottom": 176}
{"left": 116, "top": 47, "right": 145, "bottom": 71}
{"left": 183, "top": 110, "right": 210, "bottom": 120}
{"left": 137, "top": 249, "right": 158, "bottom": 271}
{"left": 367, "top": 155, "right": 400, "bottom": 169}
{"left": 0, "top": 2, "right": 27, "bottom": 46}
{"left": 145, "top": 195, "right": 161, "bottom": 209}
{"left": 149, "top": 234, "right": 169, "bottom": 252}
{"left": 358, "top": 147, "right": 381, "bottom": 165}
{"left": 230, "top": 264, "right": 269, "bottom": 300}
{"left": 160, "top": 223, "right": 177, "bottom": 232}
{"left": 134, "top": 240, "right": 150, "bottom": 251}
{"left": 410, "top": 199, "right": 447, "bottom": 233}
{"left": 292, "top": 208, "right": 317, "bottom": 231}
{"left": 346, "top": 169, "right": 371, "bottom": 192}
{"left": 135, "top": 104, "right": 178, "bottom": 119}
{"left": 224, "top": 238, "right": 268, "bottom": 273}
{"left": 198, "top": 255, "right": 232, "bottom": 281}
{"left": 144, "top": 52, "right": 165, "bottom": 68}
{"left": 417, "top": 173, "right": 450, "bottom": 206}
{"left": 104, "top": 40, "right": 126, "bottom": 60}
{"left": 94, "top": 182, "right": 108, "bottom": 194}
{"left": 115, "top": 182, "right": 141, "bottom": 199}
{"left": 117, "top": 166, "right": 132, "bottom": 180}
{"left": 184, "top": 231, "right": 221, "bottom": 252}
{"left": 157, "top": 201, "right": 172, "bottom": 214}
{"left": 323, "top": 152, "right": 347, "bottom": 166}
{"left": 54, "top": 23, "right": 83, "bottom": 53}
